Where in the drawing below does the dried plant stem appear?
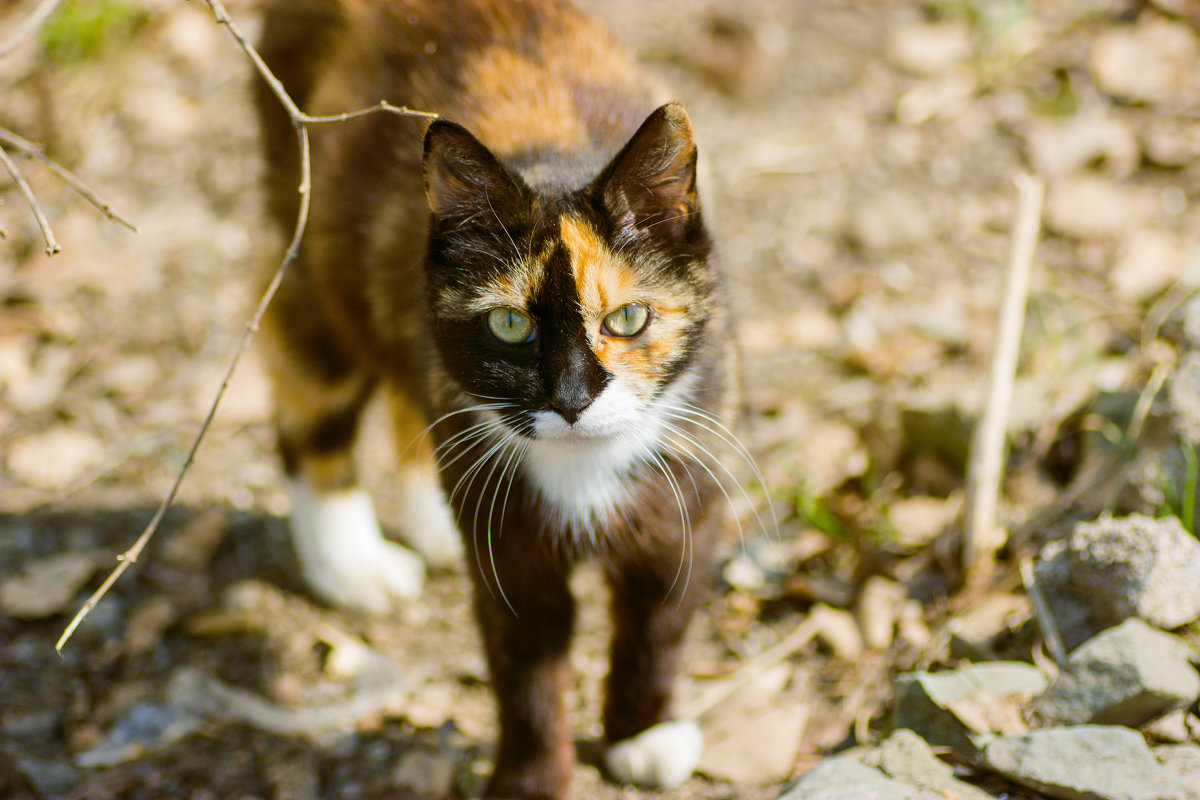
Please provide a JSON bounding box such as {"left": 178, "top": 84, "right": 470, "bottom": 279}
{"left": 0, "top": 127, "right": 138, "bottom": 232}
{"left": 1020, "top": 554, "right": 1066, "bottom": 667}
{"left": 0, "top": 0, "right": 64, "bottom": 58}
{"left": 56, "top": 0, "right": 436, "bottom": 654}
{"left": 964, "top": 173, "right": 1044, "bottom": 579}
{"left": 0, "top": 140, "right": 60, "bottom": 255}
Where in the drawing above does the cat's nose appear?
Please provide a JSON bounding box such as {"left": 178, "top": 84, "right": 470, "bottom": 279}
{"left": 549, "top": 392, "right": 592, "bottom": 425}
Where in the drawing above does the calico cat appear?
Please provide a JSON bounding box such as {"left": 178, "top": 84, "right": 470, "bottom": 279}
{"left": 255, "top": 0, "right": 738, "bottom": 796}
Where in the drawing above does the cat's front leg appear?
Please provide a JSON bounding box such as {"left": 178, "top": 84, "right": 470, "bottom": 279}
{"left": 469, "top": 549, "right": 577, "bottom": 800}
{"left": 601, "top": 529, "right": 713, "bottom": 789}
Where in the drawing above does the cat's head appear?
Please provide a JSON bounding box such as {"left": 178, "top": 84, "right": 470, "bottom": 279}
{"left": 421, "top": 103, "right": 717, "bottom": 445}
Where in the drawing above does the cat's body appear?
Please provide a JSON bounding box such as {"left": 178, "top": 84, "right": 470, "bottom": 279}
{"left": 255, "top": 1, "right": 735, "bottom": 796}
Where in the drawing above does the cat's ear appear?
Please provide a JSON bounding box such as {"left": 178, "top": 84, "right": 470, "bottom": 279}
{"left": 423, "top": 119, "right": 526, "bottom": 227}
{"left": 597, "top": 102, "right": 699, "bottom": 238}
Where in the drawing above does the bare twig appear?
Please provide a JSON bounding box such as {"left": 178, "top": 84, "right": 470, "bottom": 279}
{"left": 0, "top": 127, "right": 138, "bottom": 232}
{"left": 0, "top": 140, "right": 60, "bottom": 255}
{"left": 57, "top": 0, "right": 435, "bottom": 653}
{"left": 964, "top": 173, "right": 1044, "bottom": 579}
{"left": 0, "top": 0, "right": 64, "bottom": 59}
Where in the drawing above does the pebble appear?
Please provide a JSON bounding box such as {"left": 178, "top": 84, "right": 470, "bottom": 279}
{"left": 776, "top": 757, "right": 945, "bottom": 800}
{"left": 1067, "top": 513, "right": 1200, "bottom": 630}
{"left": 886, "top": 19, "right": 974, "bottom": 76}
{"left": 849, "top": 188, "right": 935, "bottom": 251}
{"left": 1109, "top": 230, "right": 1186, "bottom": 301}
{"left": 6, "top": 427, "right": 106, "bottom": 491}
{"left": 1033, "top": 617, "right": 1200, "bottom": 727}
{"left": 862, "top": 729, "right": 994, "bottom": 800}
{"left": 983, "top": 725, "right": 1191, "bottom": 800}
{"left": 0, "top": 550, "right": 102, "bottom": 618}
{"left": 1090, "top": 15, "right": 1199, "bottom": 105}
{"left": 1044, "top": 174, "right": 1135, "bottom": 241}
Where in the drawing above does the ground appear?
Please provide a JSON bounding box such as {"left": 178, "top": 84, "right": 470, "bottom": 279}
{"left": 2, "top": 0, "right": 1199, "bottom": 798}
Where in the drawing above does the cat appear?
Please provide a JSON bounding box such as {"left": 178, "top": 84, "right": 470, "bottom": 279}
{"left": 254, "top": 0, "right": 740, "bottom": 796}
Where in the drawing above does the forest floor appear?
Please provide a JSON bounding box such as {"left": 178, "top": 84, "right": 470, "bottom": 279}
{"left": 2, "top": 0, "right": 1199, "bottom": 798}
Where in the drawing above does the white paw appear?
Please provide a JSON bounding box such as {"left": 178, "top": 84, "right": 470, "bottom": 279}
{"left": 289, "top": 479, "right": 424, "bottom": 614}
{"left": 395, "top": 468, "right": 463, "bottom": 569}
{"left": 605, "top": 719, "right": 703, "bottom": 790}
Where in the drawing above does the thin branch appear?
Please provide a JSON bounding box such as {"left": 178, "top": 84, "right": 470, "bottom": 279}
{"left": 964, "top": 173, "right": 1044, "bottom": 579}
{"left": 1020, "top": 555, "right": 1066, "bottom": 667}
{"left": 57, "top": 0, "right": 436, "bottom": 653}
{"left": 0, "top": 140, "right": 60, "bottom": 255}
{"left": 0, "top": 126, "right": 138, "bottom": 232}
{"left": 0, "top": 0, "right": 64, "bottom": 59}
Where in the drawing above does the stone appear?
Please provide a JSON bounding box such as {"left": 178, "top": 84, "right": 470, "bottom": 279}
{"left": 983, "top": 725, "right": 1190, "bottom": 800}
{"left": 1032, "top": 540, "right": 1102, "bottom": 652}
{"left": 1020, "top": 109, "right": 1140, "bottom": 178}
{"left": 0, "top": 550, "right": 103, "bottom": 619}
{"left": 893, "top": 662, "right": 1048, "bottom": 760}
{"left": 1067, "top": 514, "right": 1200, "bottom": 629}
{"left": 1044, "top": 174, "right": 1135, "bottom": 241}
{"left": 1155, "top": 744, "right": 1200, "bottom": 800}
{"left": 849, "top": 188, "right": 935, "bottom": 251}
{"left": 776, "top": 757, "right": 945, "bottom": 800}
{"left": 863, "top": 729, "right": 994, "bottom": 800}
{"left": 886, "top": 20, "right": 974, "bottom": 76}
{"left": 1090, "top": 15, "right": 1199, "bottom": 105}
{"left": 6, "top": 427, "right": 106, "bottom": 491}
{"left": 1168, "top": 352, "right": 1200, "bottom": 446}
{"left": 1033, "top": 617, "right": 1200, "bottom": 727}
{"left": 1109, "top": 230, "right": 1187, "bottom": 302}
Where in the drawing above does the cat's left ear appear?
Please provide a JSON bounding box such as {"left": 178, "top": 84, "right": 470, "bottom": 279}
{"left": 423, "top": 119, "right": 527, "bottom": 228}
{"left": 597, "top": 102, "right": 699, "bottom": 238}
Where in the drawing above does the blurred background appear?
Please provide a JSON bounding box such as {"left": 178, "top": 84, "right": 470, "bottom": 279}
{"left": 2, "top": 1, "right": 1199, "bottom": 798}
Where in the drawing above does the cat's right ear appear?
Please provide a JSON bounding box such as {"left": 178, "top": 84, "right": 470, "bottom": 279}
{"left": 423, "top": 120, "right": 526, "bottom": 228}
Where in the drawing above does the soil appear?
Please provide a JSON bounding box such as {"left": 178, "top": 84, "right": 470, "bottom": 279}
{"left": 2, "top": 0, "right": 1198, "bottom": 798}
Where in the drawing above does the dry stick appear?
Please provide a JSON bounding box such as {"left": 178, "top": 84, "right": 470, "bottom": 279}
{"left": 1019, "top": 554, "right": 1066, "bottom": 667}
{"left": 0, "top": 0, "right": 65, "bottom": 59}
{"left": 56, "top": 0, "right": 436, "bottom": 654}
{"left": 0, "top": 127, "right": 138, "bottom": 232}
{"left": 963, "top": 173, "right": 1045, "bottom": 579}
{"left": 0, "top": 140, "right": 60, "bottom": 255}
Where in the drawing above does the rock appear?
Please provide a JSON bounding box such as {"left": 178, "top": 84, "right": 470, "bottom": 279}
{"left": 1109, "top": 231, "right": 1187, "bottom": 302}
{"left": 12, "top": 757, "right": 80, "bottom": 796}
{"left": 855, "top": 576, "right": 906, "bottom": 651}
{"left": 886, "top": 19, "right": 974, "bottom": 76}
{"left": 886, "top": 496, "right": 956, "bottom": 550}
{"left": 1168, "top": 352, "right": 1200, "bottom": 446}
{"left": 6, "top": 427, "right": 106, "bottom": 491}
{"left": 1142, "top": 116, "right": 1200, "bottom": 168}
{"left": 849, "top": 188, "right": 935, "bottom": 251}
{"left": 1044, "top": 174, "right": 1135, "bottom": 241}
{"left": 76, "top": 700, "right": 204, "bottom": 768}
{"left": 862, "top": 729, "right": 994, "bottom": 800}
{"left": 808, "top": 604, "right": 864, "bottom": 660}
{"left": 776, "top": 757, "right": 946, "bottom": 800}
{"left": 894, "top": 662, "right": 1048, "bottom": 760}
{"left": 1090, "top": 15, "right": 1199, "bottom": 105}
{"left": 982, "top": 725, "right": 1190, "bottom": 800}
{"left": 1155, "top": 744, "right": 1200, "bottom": 800}
{"left": 1033, "top": 617, "right": 1200, "bottom": 727}
{"left": 1032, "top": 540, "right": 1102, "bottom": 652}
{"left": 698, "top": 663, "right": 807, "bottom": 784}
{"left": 1020, "top": 109, "right": 1140, "bottom": 179}
{"left": 0, "top": 550, "right": 103, "bottom": 618}
{"left": 1067, "top": 514, "right": 1200, "bottom": 629}
{"left": 392, "top": 749, "right": 459, "bottom": 797}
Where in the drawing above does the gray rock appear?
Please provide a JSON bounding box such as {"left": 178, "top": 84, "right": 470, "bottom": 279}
{"left": 982, "top": 725, "right": 1189, "bottom": 800}
{"left": 776, "top": 758, "right": 945, "bottom": 800}
{"left": 894, "top": 662, "right": 1048, "bottom": 760}
{"left": 863, "top": 729, "right": 993, "bottom": 800}
{"left": 1033, "top": 540, "right": 1102, "bottom": 652}
{"left": 1169, "top": 353, "right": 1200, "bottom": 445}
{"left": 1067, "top": 514, "right": 1200, "bottom": 629}
{"left": 1033, "top": 617, "right": 1200, "bottom": 727}
{"left": 1155, "top": 744, "right": 1200, "bottom": 800}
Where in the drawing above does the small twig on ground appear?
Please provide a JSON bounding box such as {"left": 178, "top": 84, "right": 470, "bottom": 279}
{"left": 963, "top": 173, "right": 1045, "bottom": 581}
{"left": 0, "top": 0, "right": 64, "bottom": 59}
{"left": 0, "top": 140, "right": 60, "bottom": 255}
{"left": 56, "top": 0, "right": 435, "bottom": 653}
{"left": 0, "top": 127, "right": 138, "bottom": 232}
{"left": 1019, "top": 554, "right": 1066, "bottom": 667}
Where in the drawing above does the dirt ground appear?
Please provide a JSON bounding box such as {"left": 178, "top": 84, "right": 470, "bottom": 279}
{"left": 3, "top": 0, "right": 1199, "bottom": 798}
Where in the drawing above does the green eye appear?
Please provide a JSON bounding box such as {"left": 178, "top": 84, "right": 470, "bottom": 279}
{"left": 486, "top": 307, "right": 536, "bottom": 344}
{"left": 602, "top": 302, "right": 650, "bottom": 337}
